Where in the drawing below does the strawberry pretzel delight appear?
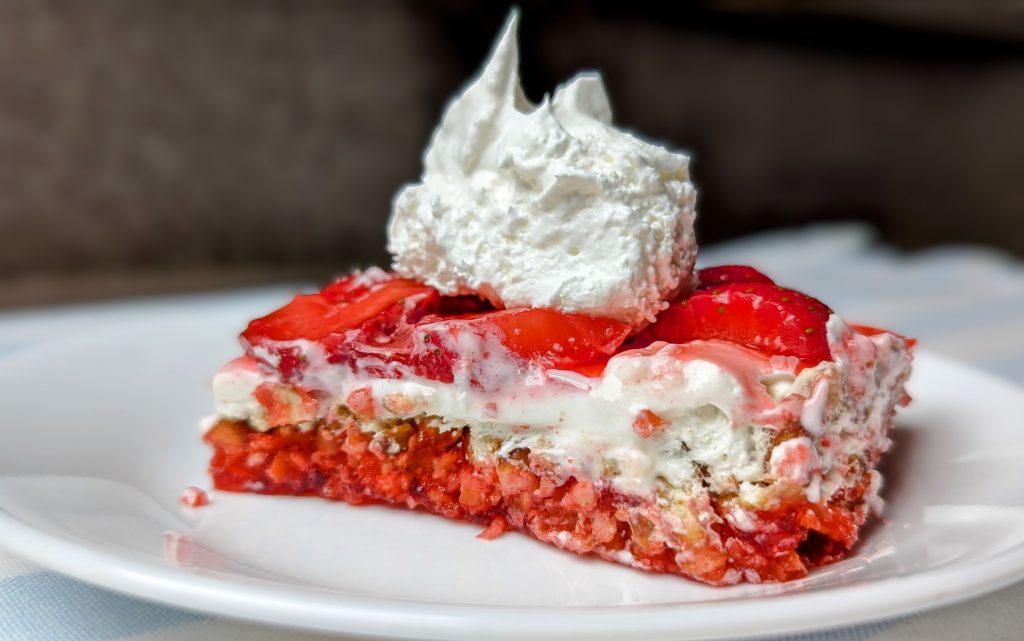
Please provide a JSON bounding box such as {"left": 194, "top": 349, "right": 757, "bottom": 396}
{"left": 202, "top": 15, "right": 912, "bottom": 585}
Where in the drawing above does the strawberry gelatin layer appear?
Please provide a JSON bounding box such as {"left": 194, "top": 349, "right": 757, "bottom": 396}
{"left": 206, "top": 414, "right": 867, "bottom": 585}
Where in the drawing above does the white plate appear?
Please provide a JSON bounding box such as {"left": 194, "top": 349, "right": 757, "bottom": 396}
{"left": 0, "top": 298, "right": 1023, "bottom": 641}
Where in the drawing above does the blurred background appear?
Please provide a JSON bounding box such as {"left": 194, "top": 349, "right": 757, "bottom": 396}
{"left": 1, "top": 0, "right": 1022, "bottom": 308}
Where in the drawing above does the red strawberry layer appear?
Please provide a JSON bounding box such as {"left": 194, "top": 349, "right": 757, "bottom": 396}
{"left": 634, "top": 279, "right": 833, "bottom": 365}
{"left": 241, "top": 266, "right": 838, "bottom": 383}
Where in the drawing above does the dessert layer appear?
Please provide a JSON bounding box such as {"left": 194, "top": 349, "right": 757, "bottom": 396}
{"left": 205, "top": 415, "right": 871, "bottom": 585}
{"left": 215, "top": 311, "right": 912, "bottom": 516}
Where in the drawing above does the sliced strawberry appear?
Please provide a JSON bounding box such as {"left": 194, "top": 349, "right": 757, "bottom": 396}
{"left": 571, "top": 358, "right": 614, "bottom": 378}
{"left": 435, "top": 308, "right": 631, "bottom": 370}
{"left": 372, "top": 309, "right": 630, "bottom": 384}
{"left": 643, "top": 283, "right": 832, "bottom": 363}
{"left": 490, "top": 309, "right": 630, "bottom": 366}
{"left": 242, "top": 278, "right": 437, "bottom": 344}
{"left": 697, "top": 265, "right": 774, "bottom": 289}
{"left": 250, "top": 271, "right": 627, "bottom": 382}
{"left": 848, "top": 323, "right": 918, "bottom": 350}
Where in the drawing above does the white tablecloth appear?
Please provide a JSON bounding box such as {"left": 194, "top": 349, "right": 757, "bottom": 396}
{"left": 2, "top": 224, "right": 1022, "bottom": 641}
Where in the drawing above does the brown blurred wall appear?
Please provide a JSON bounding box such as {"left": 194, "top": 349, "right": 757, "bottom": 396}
{"left": 0, "top": 1, "right": 1021, "bottom": 306}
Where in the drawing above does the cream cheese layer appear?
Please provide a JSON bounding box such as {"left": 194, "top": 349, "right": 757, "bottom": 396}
{"left": 212, "top": 315, "right": 912, "bottom": 505}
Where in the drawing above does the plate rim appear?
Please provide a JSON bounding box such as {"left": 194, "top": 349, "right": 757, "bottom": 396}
{"left": 3, "top": 494, "right": 1024, "bottom": 641}
{"left": 1, "top": 338, "right": 1023, "bottom": 640}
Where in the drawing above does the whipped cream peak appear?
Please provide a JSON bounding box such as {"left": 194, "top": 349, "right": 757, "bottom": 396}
{"left": 388, "top": 12, "right": 698, "bottom": 326}
{"left": 422, "top": 12, "right": 531, "bottom": 177}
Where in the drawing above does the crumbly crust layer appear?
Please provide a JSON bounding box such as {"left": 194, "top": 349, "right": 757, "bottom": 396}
{"left": 205, "top": 413, "right": 870, "bottom": 585}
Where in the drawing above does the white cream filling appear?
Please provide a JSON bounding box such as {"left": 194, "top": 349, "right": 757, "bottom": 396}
{"left": 212, "top": 313, "right": 913, "bottom": 507}
{"left": 298, "top": 339, "right": 779, "bottom": 496}
{"left": 210, "top": 358, "right": 269, "bottom": 431}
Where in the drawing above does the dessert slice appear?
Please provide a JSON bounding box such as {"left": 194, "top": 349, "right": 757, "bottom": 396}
{"left": 202, "top": 13, "right": 913, "bottom": 586}
{"left": 205, "top": 266, "right": 912, "bottom": 585}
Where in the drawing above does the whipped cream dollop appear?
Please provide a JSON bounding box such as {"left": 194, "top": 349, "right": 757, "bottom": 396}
{"left": 387, "top": 13, "right": 698, "bottom": 326}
